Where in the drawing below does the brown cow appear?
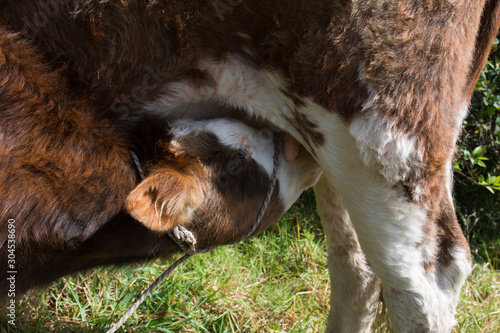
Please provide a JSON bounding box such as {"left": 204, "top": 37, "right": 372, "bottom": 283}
{"left": 1, "top": 1, "right": 499, "bottom": 331}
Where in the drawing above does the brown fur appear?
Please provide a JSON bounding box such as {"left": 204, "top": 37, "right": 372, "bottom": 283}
{"left": 0, "top": 28, "right": 135, "bottom": 247}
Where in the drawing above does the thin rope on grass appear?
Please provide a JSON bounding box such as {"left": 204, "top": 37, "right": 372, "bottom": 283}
{"left": 106, "top": 254, "right": 192, "bottom": 333}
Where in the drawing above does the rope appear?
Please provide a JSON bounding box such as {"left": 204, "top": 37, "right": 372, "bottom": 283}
{"left": 130, "top": 150, "right": 146, "bottom": 180}
{"left": 106, "top": 254, "right": 192, "bottom": 333}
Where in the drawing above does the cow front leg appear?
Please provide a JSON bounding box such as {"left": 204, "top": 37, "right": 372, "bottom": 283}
{"left": 289, "top": 109, "right": 471, "bottom": 332}
{"left": 314, "top": 175, "right": 381, "bottom": 333}
{"left": 319, "top": 162, "right": 471, "bottom": 332}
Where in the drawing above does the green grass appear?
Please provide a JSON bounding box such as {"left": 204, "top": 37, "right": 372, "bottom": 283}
{"left": 1, "top": 192, "right": 499, "bottom": 332}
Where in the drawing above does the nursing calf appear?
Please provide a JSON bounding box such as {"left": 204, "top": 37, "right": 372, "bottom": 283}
{"left": 0, "top": 28, "right": 320, "bottom": 295}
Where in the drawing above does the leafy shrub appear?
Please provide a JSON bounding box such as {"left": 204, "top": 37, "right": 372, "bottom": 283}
{"left": 454, "top": 38, "right": 500, "bottom": 267}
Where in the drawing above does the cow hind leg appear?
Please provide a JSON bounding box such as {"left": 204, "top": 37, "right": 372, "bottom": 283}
{"left": 314, "top": 175, "right": 381, "bottom": 333}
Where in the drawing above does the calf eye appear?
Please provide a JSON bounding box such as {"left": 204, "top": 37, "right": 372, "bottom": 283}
{"left": 237, "top": 145, "right": 248, "bottom": 158}
{"left": 235, "top": 138, "right": 251, "bottom": 159}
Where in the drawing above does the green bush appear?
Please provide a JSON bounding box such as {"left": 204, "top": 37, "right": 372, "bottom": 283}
{"left": 454, "top": 38, "right": 500, "bottom": 267}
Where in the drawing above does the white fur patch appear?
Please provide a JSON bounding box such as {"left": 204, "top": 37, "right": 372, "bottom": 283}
{"left": 277, "top": 152, "right": 322, "bottom": 210}
{"left": 350, "top": 92, "right": 423, "bottom": 184}
{"left": 170, "top": 118, "right": 276, "bottom": 177}
{"left": 456, "top": 102, "right": 470, "bottom": 131}
{"left": 445, "top": 160, "right": 455, "bottom": 206}
{"left": 143, "top": 55, "right": 292, "bottom": 129}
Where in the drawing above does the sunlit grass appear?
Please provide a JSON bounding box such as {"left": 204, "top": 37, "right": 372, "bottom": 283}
{"left": 1, "top": 192, "right": 499, "bottom": 332}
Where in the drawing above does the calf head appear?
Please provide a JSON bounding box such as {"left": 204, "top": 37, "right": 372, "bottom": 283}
{"left": 127, "top": 118, "right": 321, "bottom": 249}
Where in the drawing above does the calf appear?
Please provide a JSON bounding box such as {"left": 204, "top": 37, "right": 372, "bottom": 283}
{"left": 1, "top": 1, "right": 500, "bottom": 331}
{"left": 0, "top": 28, "right": 320, "bottom": 295}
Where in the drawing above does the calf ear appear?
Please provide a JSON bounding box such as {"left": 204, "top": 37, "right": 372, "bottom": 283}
{"left": 126, "top": 168, "right": 207, "bottom": 232}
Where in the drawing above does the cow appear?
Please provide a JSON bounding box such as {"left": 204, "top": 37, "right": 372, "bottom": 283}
{"left": 0, "top": 27, "right": 321, "bottom": 296}
{"left": 1, "top": 0, "right": 499, "bottom": 331}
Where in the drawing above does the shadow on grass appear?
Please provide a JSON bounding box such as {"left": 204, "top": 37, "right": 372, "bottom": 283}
{"left": 0, "top": 313, "right": 103, "bottom": 333}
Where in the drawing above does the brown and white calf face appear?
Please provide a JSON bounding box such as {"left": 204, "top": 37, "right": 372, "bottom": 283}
{"left": 126, "top": 118, "right": 321, "bottom": 248}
